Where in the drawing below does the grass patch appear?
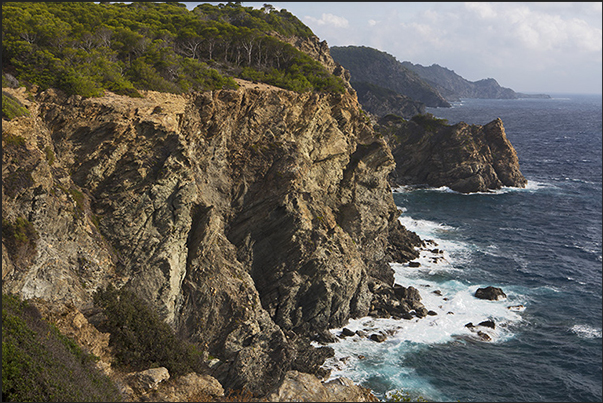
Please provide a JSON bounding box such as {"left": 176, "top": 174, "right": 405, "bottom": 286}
{"left": 2, "top": 293, "right": 122, "bottom": 402}
{"left": 2, "top": 91, "right": 29, "bottom": 120}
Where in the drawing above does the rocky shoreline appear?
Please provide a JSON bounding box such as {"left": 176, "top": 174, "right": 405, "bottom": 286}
{"left": 2, "top": 70, "right": 528, "bottom": 400}
{"left": 2, "top": 83, "right": 424, "bottom": 400}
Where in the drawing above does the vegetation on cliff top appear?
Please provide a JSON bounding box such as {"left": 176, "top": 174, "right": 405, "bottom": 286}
{"left": 2, "top": 294, "right": 122, "bottom": 402}
{"left": 2, "top": 2, "right": 345, "bottom": 97}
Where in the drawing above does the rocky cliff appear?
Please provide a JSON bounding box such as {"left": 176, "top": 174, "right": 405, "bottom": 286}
{"left": 330, "top": 46, "right": 451, "bottom": 108}
{"left": 2, "top": 83, "right": 423, "bottom": 398}
{"left": 347, "top": 81, "right": 425, "bottom": 119}
{"left": 400, "top": 62, "right": 550, "bottom": 101}
{"left": 377, "top": 114, "right": 528, "bottom": 193}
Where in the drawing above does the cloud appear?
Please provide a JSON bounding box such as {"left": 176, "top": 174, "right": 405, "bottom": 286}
{"left": 304, "top": 13, "right": 349, "bottom": 28}
{"left": 296, "top": 1, "right": 601, "bottom": 93}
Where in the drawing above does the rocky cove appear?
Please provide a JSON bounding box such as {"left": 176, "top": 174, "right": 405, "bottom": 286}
{"left": 2, "top": 78, "right": 526, "bottom": 400}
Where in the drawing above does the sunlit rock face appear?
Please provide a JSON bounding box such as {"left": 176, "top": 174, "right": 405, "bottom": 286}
{"left": 2, "top": 83, "right": 422, "bottom": 395}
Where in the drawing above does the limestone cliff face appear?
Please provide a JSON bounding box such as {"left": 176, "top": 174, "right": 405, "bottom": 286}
{"left": 2, "top": 83, "right": 421, "bottom": 396}
{"left": 379, "top": 115, "right": 528, "bottom": 193}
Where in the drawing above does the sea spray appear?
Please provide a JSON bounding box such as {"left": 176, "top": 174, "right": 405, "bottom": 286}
{"left": 318, "top": 211, "right": 527, "bottom": 401}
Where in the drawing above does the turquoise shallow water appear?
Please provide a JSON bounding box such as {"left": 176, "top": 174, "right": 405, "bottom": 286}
{"left": 320, "top": 94, "right": 602, "bottom": 402}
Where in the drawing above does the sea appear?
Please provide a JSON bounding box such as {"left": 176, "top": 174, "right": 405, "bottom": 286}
{"left": 318, "top": 94, "right": 602, "bottom": 402}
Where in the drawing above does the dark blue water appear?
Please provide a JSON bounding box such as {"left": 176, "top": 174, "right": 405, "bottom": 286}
{"left": 322, "top": 94, "right": 602, "bottom": 402}
{"left": 415, "top": 95, "right": 602, "bottom": 402}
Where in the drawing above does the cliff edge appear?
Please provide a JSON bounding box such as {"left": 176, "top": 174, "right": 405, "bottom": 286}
{"left": 2, "top": 83, "right": 423, "bottom": 398}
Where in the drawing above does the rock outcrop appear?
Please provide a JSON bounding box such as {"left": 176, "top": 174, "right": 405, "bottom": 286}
{"left": 377, "top": 114, "right": 527, "bottom": 193}
{"left": 350, "top": 81, "right": 425, "bottom": 119}
{"left": 2, "top": 83, "right": 423, "bottom": 397}
{"left": 266, "top": 370, "right": 377, "bottom": 402}
{"left": 330, "top": 46, "right": 451, "bottom": 108}
{"left": 475, "top": 286, "right": 507, "bottom": 301}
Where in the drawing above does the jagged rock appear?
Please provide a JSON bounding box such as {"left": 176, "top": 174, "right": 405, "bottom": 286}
{"left": 266, "top": 370, "right": 376, "bottom": 402}
{"left": 380, "top": 115, "right": 527, "bottom": 193}
{"left": 145, "top": 372, "right": 225, "bottom": 402}
{"left": 477, "top": 331, "right": 492, "bottom": 342}
{"left": 2, "top": 84, "right": 423, "bottom": 397}
{"left": 393, "top": 285, "right": 421, "bottom": 301}
{"left": 475, "top": 286, "right": 507, "bottom": 301}
{"left": 478, "top": 320, "right": 496, "bottom": 329}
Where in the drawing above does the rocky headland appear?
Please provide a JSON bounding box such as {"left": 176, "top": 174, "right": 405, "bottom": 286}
{"left": 330, "top": 46, "right": 451, "bottom": 111}
{"left": 376, "top": 114, "right": 528, "bottom": 193}
{"left": 400, "top": 62, "right": 551, "bottom": 102}
{"left": 2, "top": 3, "right": 530, "bottom": 399}
{"left": 2, "top": 82, "right": 425, "bottom": 400}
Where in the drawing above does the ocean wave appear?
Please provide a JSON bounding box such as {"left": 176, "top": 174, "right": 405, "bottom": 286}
{"left": 391, "top": 180, "right": 554, "bottom": 195}
{"left": 570, "top": 324, "right": 602, "bottom": 339}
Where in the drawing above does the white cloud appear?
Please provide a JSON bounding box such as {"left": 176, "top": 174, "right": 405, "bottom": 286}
{"left": 269, "top": 1, "right": 602, "bottom": 93}
{"left": 304, "top": 13, "right": 349, "bottom": 28}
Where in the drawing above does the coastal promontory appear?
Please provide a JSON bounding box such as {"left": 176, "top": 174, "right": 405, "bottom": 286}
{"left": 376, "top": 113, "right": 528, "bottom": 193}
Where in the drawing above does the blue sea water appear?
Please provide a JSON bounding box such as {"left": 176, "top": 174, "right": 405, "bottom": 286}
{"left": 320, "top": 94, "right": 602, "bottom": 402}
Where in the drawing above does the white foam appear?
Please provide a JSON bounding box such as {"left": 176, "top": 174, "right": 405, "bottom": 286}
{"left": 570, "top": 324, "right": 602, "bottom": 339}
{"left": 320, "top": 210, "right": 528, "bottom": 398}
{"left": 391, "top": 179, "right": 554, "bottom": 195}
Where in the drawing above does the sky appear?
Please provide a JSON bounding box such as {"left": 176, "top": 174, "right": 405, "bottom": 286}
{"left": 185, "top": 2, "right": 602, "bottom": 95}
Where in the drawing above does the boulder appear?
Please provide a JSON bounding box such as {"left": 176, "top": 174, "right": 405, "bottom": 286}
{"left": 478, "top": 320, "right": 496, "bottom": 329}
{"left": 477, "top": 331, "right": 492, "bottom": 342}
{"left": 266, "top": 370, "right": 376, "bottom": 402}
{"left": 393, "top": 285, "right": 421, "bottom": 301}
{"left": 475, "top": 286, "right": 507, "bottom": 301}
{"left": 340, "top": 328, "right": 356, "bottom": 337}
{"left": 370, "top": 333, "right": 387, "bottom": 343}
{"left": 126, "top": 367, "right": 170, "bottom": 393}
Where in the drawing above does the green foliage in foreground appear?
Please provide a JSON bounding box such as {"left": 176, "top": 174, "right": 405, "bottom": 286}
{"left": 2, "top": 293, "right": 122, "bottom": 402}
{"left": 93, "top": 285, "right": 207, "bottom": 377}
{"left": 2, "top": 91, "right": 29, "bottom": 120}
{"left": 2, "top": 2, "right": 345, "bottom": 96}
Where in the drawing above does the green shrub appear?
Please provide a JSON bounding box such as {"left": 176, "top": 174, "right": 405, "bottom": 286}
{"left": 410, "top": 113, "right": 449, "bottom": 132}
{"left": 93, "top": 285, "right": 207, "bottom": 376}
{"left": 2, "top": 216, "right": 39, "bottom": 263}
{"left": 44, "top": 145, "right": 55, "bottom": 165}
{"left": 2, "top": 293, "right": 122, "bottom": 402}
{"left": 2, "top": 91, "right": 29, "bottom": 120}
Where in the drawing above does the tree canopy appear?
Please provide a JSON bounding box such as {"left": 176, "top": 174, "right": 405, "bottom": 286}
{"left": 2, "top": 2, "right": 345, "bottom": 96}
